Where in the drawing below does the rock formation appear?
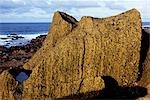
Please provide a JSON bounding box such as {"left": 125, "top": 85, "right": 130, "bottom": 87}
{"left": 21, "top": 8, "right": 142, "bottom": 99}
{"left": 0, "top": 70, "right": 17, "bottom": 100}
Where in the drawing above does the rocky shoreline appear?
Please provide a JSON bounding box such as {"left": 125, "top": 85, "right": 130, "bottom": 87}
{"left": 0, "top": 35, "right": 46, "bottom": 73}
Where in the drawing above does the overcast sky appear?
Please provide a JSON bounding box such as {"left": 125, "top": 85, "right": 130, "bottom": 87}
{"left": 0, "top": 0, "right": 149, "bottom": 22}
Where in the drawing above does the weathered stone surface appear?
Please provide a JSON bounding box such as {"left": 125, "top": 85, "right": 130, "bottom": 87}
{"left": 0, "top": 70, "right": 17, "bottom": 100}
{"left": 22, "top": 9, "right": 142, "bottom": 99}
{"left": 23, "top": 11, "right": 78, "bottom": 70}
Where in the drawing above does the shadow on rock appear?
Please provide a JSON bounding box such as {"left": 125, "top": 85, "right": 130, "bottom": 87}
{"left": 9, "top": 68, "right": 32, "bottom": 81}
{"left": 8, "top": 68, "right": 32, "bottom": 100}
{"left": 59, "top": 76, "right": 147, "bottom": 99}
{"left": 138, "top": 29, "right": 150, "bottom": 81}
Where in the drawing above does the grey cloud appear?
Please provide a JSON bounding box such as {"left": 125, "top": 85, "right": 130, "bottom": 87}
{"left": 0, "top": 0, "right": 51, "bottom": 13}
{"left": 52, "top": 0, "right": 100, "bottom": 8}
{"left": 0, "top": 0, "right": 26, "bottom": 9}
{"left": 1, "top": 0, "right": 148, "bottom": 22}
{"left": 104, "top": 1, "right": 125, "bottom": 10}
{"left": 0, "top": 0, "right": 101, "bottom": 15}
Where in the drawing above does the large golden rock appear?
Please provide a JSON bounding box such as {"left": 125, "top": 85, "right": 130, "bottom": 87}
{"left": 22, "top": 9, "right": 142, "bottom": 99}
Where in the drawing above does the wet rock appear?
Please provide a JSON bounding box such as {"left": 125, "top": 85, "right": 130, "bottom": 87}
{"left": 0, "top": 35, "right": 46, "bottom": 73}
{"left": 143, "top": 28, "right": 150, "bottom": 34}
{"left": 0, "top": 46, "right": 8, "bottom": 52}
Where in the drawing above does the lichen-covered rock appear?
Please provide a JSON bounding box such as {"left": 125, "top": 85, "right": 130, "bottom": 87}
{"left": 22, "top": 9, "right": 142, "bottom": 99}
{"left": 0, "top": 71, "right": 17, "bottom": 100}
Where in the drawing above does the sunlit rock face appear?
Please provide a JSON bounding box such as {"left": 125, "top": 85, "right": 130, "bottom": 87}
{"left": 22, "top": 9, "right": 142, "bottom": 99}
{"left": 0, "top": 71, "right": 17, "bottom": 100}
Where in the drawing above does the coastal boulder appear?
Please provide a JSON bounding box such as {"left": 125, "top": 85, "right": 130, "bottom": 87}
{"left": 22, "top": 9, "right": 142, "bottom": 99}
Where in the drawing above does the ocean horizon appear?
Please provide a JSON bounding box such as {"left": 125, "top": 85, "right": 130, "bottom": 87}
{"left": 0, "top": 22, "right": 50, "bottom": 47}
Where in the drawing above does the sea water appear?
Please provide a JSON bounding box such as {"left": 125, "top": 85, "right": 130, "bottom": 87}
{"left": 142, "top": 22, "right": 150, "bottom": 28}
{"left": 0, "top": 23, "right": 50, "bottom": 47}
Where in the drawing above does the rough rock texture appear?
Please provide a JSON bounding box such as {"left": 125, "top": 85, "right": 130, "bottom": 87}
{"left": 23, "top": 11, "right": 78, "bottom": 70}
{"left": 22, "top": 9, "right": 142, "bottom": 99}
{"left": 0, "top": 70, "right": 17, "bottom": 100}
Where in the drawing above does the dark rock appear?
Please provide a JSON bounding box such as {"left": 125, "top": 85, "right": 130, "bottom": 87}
{"left": 0, "top": 35, "right": 46, "bottom": 73}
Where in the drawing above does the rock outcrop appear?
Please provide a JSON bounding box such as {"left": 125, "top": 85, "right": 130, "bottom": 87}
{"left": 22, "top": 8, "right": 142, "bottom": 99}
{"left": 0, "top": 70, "right": 17, "bottom": 100}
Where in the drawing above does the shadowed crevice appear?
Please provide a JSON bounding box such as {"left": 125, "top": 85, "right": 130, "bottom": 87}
{"left": 59, "top": 11, "right": 78, "bottom": 25}
{"left": 138, "top": 29, "right": 150, "bottom": 81}
{"left": 9, "top": 68, "right": 32, "bottom": 83}
{"left": 8, "top": 68, "right": 32, "bottom": 100}
{"left": 59, "top": 11, "right": 78, "bottom": 30}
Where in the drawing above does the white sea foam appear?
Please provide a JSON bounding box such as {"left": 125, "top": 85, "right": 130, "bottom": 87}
{"left": 21, "top": 32, "right": 47, "bottom": 40}
{"left": 0, "top": 32, "right": 47, "bottom": 48}
{"left": 142, "top": 25, "right": 150, "bottom": 28}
